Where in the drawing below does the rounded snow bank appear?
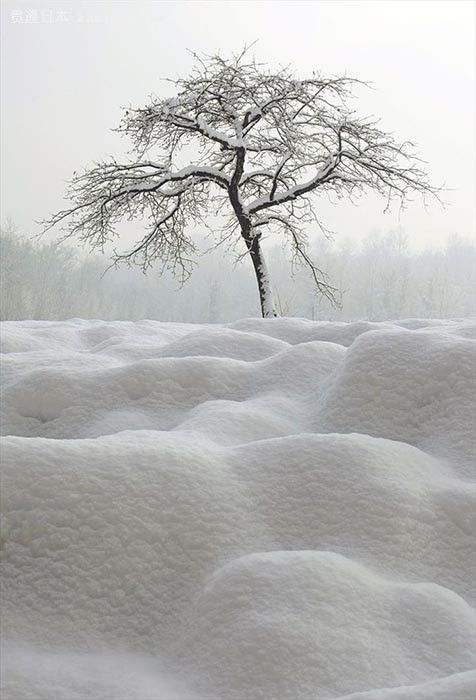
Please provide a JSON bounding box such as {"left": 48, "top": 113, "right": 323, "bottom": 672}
{"left": 175, "top": 551, "right": 474, "bottom": 699}
{"left": 0, "top": 317, "right": 474, "bottom": 700}
{"left": 317, "top": 327, "right": 475, "bottom": 476}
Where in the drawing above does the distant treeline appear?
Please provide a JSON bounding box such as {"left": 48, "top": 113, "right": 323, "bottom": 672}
{"left": 1, "top": 223, "right": 475, "bottom": 322}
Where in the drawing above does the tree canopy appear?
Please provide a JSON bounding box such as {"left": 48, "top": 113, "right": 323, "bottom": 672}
{"left": 43, "top": 49, "right": 440, "bottom": 317}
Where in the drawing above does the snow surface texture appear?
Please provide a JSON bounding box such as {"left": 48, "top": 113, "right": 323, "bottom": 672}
{"left": 1, "top": 317, "right": 475, "bottom": 700}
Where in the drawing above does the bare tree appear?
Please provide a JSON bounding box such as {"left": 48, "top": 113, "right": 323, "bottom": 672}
{"left": 42, "top": 49, "right": 440, "bottom": 317}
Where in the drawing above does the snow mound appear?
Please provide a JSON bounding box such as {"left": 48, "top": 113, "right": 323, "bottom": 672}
{"left": 0, "top": 318, "right": 474, "bottom": 700}
{"left": 317, "top": 327, "right": 475, "bottom": 476}
{"left": 175, "top": 551, "right": 474, "bottom": 699}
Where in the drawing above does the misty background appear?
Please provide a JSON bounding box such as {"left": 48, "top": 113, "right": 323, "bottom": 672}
{"left": 1, "top": 0, "right": 475, "bottom": 321}
{"left": 2, "top": 220, "right": 474, "bottom": 322}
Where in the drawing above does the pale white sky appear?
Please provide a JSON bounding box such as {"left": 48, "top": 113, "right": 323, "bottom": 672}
{"left": 1, "top": 0, "right": 475, "bottom": 250}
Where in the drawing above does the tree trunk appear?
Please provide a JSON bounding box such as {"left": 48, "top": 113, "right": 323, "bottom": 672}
{"left": 242, "top": 230, "right": 277, "bottom": 318}
{"left": 228, "top": 151, "right": 277, "bottom": 317}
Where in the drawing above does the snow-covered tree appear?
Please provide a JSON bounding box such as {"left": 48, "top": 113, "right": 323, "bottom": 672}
{"left": 42, "top": 49, "right": 440, "bottom": 317}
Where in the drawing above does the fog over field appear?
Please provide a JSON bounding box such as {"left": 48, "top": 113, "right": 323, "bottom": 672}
{"left": 1, "top": 223, "right": 475, "bottom": 323}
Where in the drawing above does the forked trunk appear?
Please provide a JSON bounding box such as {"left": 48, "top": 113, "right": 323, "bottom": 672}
{"left": 230, "top": 155, "right": 277, "bottom": 317}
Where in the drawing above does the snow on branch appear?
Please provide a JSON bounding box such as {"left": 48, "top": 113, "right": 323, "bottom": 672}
{"left": 42, "top": 48, "right": 441, "bottom": 314}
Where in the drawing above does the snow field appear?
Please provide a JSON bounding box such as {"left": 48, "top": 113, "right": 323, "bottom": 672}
{"left": 1, "top": 317, "right": 475, "bottom": 699}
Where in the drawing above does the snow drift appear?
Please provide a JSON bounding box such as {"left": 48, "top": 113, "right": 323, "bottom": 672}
{"left": 1, "top": 317, "right": 475, "bottom": 700}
